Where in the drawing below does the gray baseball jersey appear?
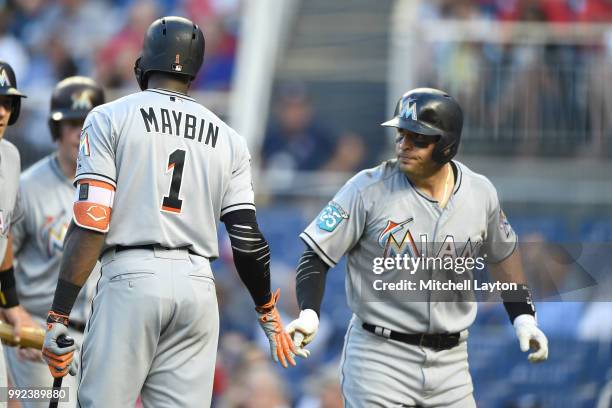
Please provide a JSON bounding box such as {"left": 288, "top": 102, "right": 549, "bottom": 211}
{"left": 301, "top": 159, "right": 517, "bottom": 334}
{"left": 0, "top": 139, "right": 23, "bottom": 264}
{"left": 12, "top": 154, "right": 98, "bottom": 323}
{"left": 74, "top": 88, "right": 254, "bottom": 256}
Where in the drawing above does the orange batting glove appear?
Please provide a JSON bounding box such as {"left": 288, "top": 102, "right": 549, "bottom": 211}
{"left": 255, "top": 289, "right": 298, "bottom": 368}
{"left": 42, "top": 311, "right": 77, "bottom": 378}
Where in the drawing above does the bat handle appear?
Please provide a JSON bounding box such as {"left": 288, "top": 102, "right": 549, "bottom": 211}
{"left": 49, "top": 335, "right": 74, "bottom": 408}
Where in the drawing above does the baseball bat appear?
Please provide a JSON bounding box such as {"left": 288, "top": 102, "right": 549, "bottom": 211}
{"left": 0, "top": 320, "right": 45, "bottom": 349}
{"left": 49, "top": 335, "right": 74, "bottom": 408}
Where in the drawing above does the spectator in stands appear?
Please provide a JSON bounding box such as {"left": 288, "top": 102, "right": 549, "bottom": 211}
{"left": 295, "top": 363, "right": 343, "bottom": 408}
{"left": 220, "top": 361, "right": 291, "bottom": 408}
{"left": 96, "top": 0, "right": 159, "bottom": 89}
{"left": 263, "top": 83, "right": 367, "bottom": 174}
{"left": 0, "top": 8, "right": 29, "bottom": 81}
{"left": 263, "top": 83, "right": 338, "bottom": 172}
{"left": 191, "top": 14, "right": 238, "bottom": 90}
{"left": 22, "top": 0, "right": 115, "bottom": 69}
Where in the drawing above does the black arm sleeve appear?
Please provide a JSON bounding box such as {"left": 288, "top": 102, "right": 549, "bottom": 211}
{"left": 501, "top": 284, "right": 536, "bottom": 323}
{"left": 222, "top": 209, "right": 272, "bottom": 307}
{"left": 296, "top": 245, "right": 330, "bottom": 316}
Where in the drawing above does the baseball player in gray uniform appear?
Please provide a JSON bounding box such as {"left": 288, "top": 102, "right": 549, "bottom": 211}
{"left": 287, "top": 88, "right": 549, "bottom": 407}
{"left": 5, "top": 76, "right": 105, "bottom": 408}
{"left": 0, "top": 60, "right": 45, "bottom": 406}
{"left": 41, "top": 17, "right": 300, "bottom": 408}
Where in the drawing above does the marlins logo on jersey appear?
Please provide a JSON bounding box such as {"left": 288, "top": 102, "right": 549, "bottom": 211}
{"left": 79, "top": 126, "right": 91, "bottom": 157}
{"left": 42, "top": 212, "right": 69, "bottom": 257}
{"left": 378, "top": 218, "right": 420, "bottom": 258}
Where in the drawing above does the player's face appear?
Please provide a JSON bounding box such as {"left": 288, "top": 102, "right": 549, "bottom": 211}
{"left": 0, "top": 96, "right": 13, "bottom": 140}
{"left": 58, "top": 119, "right": 84, "bottom": 167}
{"left": 395, "top": 129, "right": 440, "bottom": 176}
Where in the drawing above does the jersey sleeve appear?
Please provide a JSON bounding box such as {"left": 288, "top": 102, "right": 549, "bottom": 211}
{"left": 220, "top": 134, "right": 256, "bottom": 217}
{"left": 10, "top": 189, "right": 27, "bottom": 254}
{"left": 481, "top": 187, "right": 518, "bottom": 263}
{"left": 74, "top": 110, "right": 117, "bottom": 188}
{"left": 299, "top": 181, "right": 366, "bottom": 267}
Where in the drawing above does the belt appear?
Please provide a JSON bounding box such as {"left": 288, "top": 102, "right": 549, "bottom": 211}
{"left": 101, "top": 244, "right": 196, "bottom": 258}
{"left": 362, "top": 323, "right": 460, "bottom": 351}
{"left": 68, "top": 320, "right": 86, "bottom": 333}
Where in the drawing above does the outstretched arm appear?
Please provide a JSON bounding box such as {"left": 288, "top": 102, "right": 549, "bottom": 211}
{"left": 286, "top": 245, "right": 330, "bottom": 350}
{"left": 222, "top": 209, "right": 299, "bottom": 368}
{"left": 489, "top": 248, "right": 548, "bottom": 363}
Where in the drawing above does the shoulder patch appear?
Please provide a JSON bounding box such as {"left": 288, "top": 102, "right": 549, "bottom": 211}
{"left": 79, "top": 125, "right": 91, "bottom": 157}
{"left": 317, "top": 201, "right": 349, "bottom": 232}
{"left": 499, "top": 209, "right": 512, "bottom": 238}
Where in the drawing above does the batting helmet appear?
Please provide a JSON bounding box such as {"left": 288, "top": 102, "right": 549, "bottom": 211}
{"left": 382, "top": 88, "right": 463, "bottom": 164}
{"left": 48, "top": 76, "right": 105, "bottom": 141}
{"left": 134, "top": 16, "right": 205, "bottom": 91}
{"left": 0, "top": 60, "right": 27, "bottom": 126}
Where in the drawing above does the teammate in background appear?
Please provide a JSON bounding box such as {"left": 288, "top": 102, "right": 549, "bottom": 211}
{"left": 287, "top": 88, "right": 549, "bottom": 407}
{"left": 5, "top": 77, "right": 104, "bottom": 408}
{"left": 0, "top": 60, "right": 42, "bottom": 406}
{"left": 42, "top": 17, "right": 300, "bottom": 407}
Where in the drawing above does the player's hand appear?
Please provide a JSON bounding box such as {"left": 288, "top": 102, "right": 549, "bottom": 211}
{"left": 17, "top": 346, "right": 43, "bottom": 362}
{"left": 255, "top": 289, "right": 299, "bottom": 368}
{"left": 0, "top": 305, "right": 39, "bottom": 345}
{"left": 286, "top": 309, "right": 319, "bottom": 358}
{"left": 42, "top": 312, "right": 78, "bottom": 378}
{"left": 514, "top": 314, "right": 548, "bottom": 363}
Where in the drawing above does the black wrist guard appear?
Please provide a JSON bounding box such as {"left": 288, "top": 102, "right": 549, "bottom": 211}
{"left": 0, "top": 267, "right": 19, "bottom": 308}
{"left": 50, "top": 279, "right": 82, "bottom": 317}
{"left": 502, "top": 284, "right": 536, "bottom": 323}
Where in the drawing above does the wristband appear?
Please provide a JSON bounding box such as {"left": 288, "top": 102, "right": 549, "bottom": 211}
{"left": 0, "top": 267, "right": 19, "bottom": 308}
{"left": 502, "top": 284, "right": 536, "bottom": 323}
{"left": 47, "top": 310, "right": 70, "bottom": 327}
{"left": 50, "top": 279, "right": 82, "bottom": 317}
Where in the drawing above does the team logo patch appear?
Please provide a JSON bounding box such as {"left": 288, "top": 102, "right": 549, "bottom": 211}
{"left": 72, "top": 90, "right": 95, "bottom": 110}
{"left": 378, "top": 218, "right": 419, "bottom": 258}
{"left": 79, "top": 127, "right": 91, "bottom": 157}
{"left": 0, "top": 69, "right": 11, "bottom": 87}
{"left": 317, "top": 201, "right": 349, "bottom": 232}
{"left": 42, "top": 212, "right": 69, "bottom": 257}
{"left": 399, "top": 96, "right": 417, "bottom": 121}
{"left": 499, "top": 209, "right": 512, "bottom": 238}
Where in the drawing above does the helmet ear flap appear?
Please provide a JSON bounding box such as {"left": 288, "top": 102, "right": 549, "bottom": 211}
{"left": 134, "top": 57, "right": 147, "bottom": 91}
{"left": 8, "top": 97, "right": 20, "bottom": 126}
{"left": 48, "top": 118, "right": 60, "bottom": 141}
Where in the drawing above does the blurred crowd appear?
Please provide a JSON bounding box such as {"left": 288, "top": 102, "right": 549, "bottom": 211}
{"left": 0, "top": 0, "right": 239, "bottom": 91}
{"left": 410, "top": 0, "right": 612, "bottom": 157}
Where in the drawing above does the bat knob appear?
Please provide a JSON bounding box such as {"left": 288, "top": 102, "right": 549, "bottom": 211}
{"left": 56, "top": 335, "right": 74, "bottom": 349}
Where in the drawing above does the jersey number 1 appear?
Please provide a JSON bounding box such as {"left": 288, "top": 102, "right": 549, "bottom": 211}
{"left": 161, "top": 149, "right": 186, "bottom": 213}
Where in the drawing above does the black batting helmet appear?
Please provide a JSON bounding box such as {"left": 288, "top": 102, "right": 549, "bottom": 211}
{"left": 48, "top": 76, "right": 105, "bottom": 141}
{"left": 0, "top": 60, "right": 27, "bottom": 126}
{"left": 134, "top": 16, "right": 205, "bottom": 91}
{"left": 382, "top": 88, "right": 463, "bottom": 164}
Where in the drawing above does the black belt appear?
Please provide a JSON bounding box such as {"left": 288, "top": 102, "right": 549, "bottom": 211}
{"left": 102, "top": 244, "right": 196, "bottom": 258}
{"left": 362, "top": 323, "right": 460, "bottom": 351}
{"left": 68, "top": 320, "right": 86, "bottom": 333}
